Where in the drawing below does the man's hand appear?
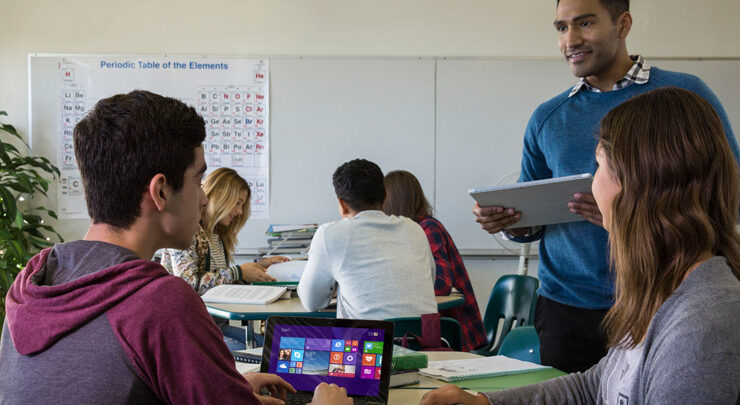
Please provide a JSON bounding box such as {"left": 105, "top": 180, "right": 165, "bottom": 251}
{"left": 309, "top": 383, "right": 353, "bottom": 405}
{"left": 239, "top": 263, "right": 277, "bottom": 283}
{"left": 419, "top": 384, "right": 490, "bottom": 405}
{"left": 472, "top": 203, "right": 529, "bottom": 236}
{"left": 243, "top": 372, "right": 296, "bottom": 405}
{"left": 568, "top": 193, "right": 603, "bottom": 228}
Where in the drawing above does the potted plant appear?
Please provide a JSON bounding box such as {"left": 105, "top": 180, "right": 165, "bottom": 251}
{"left": 0, "top": 110, "right": 62, "bottom": 323}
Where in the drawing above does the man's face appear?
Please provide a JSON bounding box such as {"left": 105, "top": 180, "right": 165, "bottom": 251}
{"left": 554, "top": 0, "right": 624, "bottom": 79}
{"left": 164, "top": 145, "right": 208, "bottom": 249}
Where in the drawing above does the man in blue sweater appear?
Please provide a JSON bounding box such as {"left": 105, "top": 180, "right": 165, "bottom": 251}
{"left": 473, "top": 0, "right": 740, "bottom": 373}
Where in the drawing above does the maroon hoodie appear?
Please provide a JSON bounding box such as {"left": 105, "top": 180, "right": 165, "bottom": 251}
{"left": 0, "top": 241, "right": 259, "bottom": 404}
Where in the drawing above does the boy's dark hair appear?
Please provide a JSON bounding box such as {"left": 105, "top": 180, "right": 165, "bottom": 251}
{"left": 73, "top": 90, "right": 206, "bottom": 228}
{"left": 332, "top": 159, "right": 386, "bottom": 212}
{"left": 557, "top": 0, "right": 629, "bottom": 20}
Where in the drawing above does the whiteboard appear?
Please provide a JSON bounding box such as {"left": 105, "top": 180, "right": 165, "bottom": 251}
{"left": 29, "top": 55, "right": 740, "bottom": 253}
{"left": 29, "top": 55, "right": 436, "bottom": 253}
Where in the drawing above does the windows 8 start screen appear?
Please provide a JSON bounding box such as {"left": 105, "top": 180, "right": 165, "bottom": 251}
{"left": 269, "top": 324, "right": 386, "bottom": 395}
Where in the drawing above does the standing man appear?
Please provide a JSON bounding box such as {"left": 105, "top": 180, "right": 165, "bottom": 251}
{"left": 473, "top": 0, "right": 740, "bottom": 373}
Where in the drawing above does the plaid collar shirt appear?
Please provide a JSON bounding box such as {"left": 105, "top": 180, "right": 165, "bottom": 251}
{"left": 419, "top": 216, "right": 487, "bottom": 352}
{"left": 568, "top": 55, "right": 651, "bottom": 98}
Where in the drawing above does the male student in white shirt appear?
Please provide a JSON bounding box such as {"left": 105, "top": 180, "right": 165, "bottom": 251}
{"left": 298, "top": 158, "right": 437, "bottom": 319}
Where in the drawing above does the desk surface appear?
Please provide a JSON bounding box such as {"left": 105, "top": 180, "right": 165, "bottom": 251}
{"left": 235, "top": 351, "right": 566, "bottom": 404}
{"left": 207, "top": 294, "right": 464, "bottom": 321}
{"left": 390, "top": 351, "right": 566, "bottom": 403}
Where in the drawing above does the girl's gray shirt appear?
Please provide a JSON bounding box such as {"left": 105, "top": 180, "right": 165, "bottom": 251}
{"left": 485, "top": 256, "right": 740, "bottom": 404}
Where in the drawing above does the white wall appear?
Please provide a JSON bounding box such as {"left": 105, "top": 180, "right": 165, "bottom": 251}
{"left": 3, "top": 0, "right": 740, "bottom": 136}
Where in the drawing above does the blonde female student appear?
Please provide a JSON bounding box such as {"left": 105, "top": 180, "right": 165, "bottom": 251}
{"left": 161, "top": 168, "right": 288, "bottom": 347}
{"left": 420, "top": 88, "right": 740, "bottom": 404}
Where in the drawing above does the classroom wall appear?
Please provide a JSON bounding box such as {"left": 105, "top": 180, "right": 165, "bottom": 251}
{"left": 3, "top": 0, "right": 739, "bottom": 301}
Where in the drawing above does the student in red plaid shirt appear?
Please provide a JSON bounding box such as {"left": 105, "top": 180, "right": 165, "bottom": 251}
{"left": 383, "top": 170, "right": 486, "bottom": 352}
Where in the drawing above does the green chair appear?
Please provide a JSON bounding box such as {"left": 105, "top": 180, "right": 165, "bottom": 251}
{"left": 498, "top": 325, "right": 540, "bottom": 364}
{"left": 387, "top": 316, "right": 463, "bottom": 351}
{"left": 471, "top": 274, "right": 539, "bottom": 356}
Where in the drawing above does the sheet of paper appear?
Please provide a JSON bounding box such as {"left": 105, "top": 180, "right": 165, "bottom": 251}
{"left": 266, "top": 260, "right": 307, "bottom": 282}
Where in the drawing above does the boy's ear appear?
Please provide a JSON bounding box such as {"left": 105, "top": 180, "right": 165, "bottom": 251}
{"left": 148, "top": 174, "right": 168, "bottom": 212}
{"left": 337, "top": 198, "right": 351, "bottom": 216}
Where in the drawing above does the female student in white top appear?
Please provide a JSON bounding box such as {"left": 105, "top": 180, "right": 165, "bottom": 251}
{"left": 161, "top": 168, "right": 287, "bottom": 348}
{"left": 419, "top": 88, "right": 740, "bottom": 404}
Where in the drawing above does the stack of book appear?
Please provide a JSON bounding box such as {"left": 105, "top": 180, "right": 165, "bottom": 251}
{"left": 260, "top": 224, "right": 318, "bottom": 255}
{"left": 390, "top": 345, "right": 428, "bottom": 388}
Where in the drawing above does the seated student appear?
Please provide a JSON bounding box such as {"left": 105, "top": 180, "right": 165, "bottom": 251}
{"left": 420, "top": 88, "right": 740, "bottom": 404}
{"left": 160, "top": 167, "right": 288, "bottom": 349}
{"left": 297, "top": 159, "right": 437, "bottom": 320}
{"left": 0, "top": 90, "right": 348, "bottom": 404}
{"left": 383, "top": 170, "right": 486, "bottom": 352}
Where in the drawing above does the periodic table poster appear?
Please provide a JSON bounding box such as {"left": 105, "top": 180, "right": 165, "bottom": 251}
{"left": 55, "top": 56, "right": 270, "bottom": 219}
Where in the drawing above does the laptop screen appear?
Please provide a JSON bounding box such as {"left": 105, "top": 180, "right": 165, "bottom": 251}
{"left": 261, "top": 316, "right": 394, "bottom": 400}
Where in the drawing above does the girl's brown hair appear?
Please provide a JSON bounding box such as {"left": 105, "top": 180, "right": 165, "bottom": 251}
{"left": 382, "top": 170, "right": 432, "bottom": 221}
{"left": 599, "top": 87, "right": 740, "bottom": 349}
{"left": 201, "top": 168, "right": 250, "bottom": 262}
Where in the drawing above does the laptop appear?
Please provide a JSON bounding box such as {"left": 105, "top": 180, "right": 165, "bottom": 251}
{"left": 261, "top": 316, "right": 395, "bottom": 405}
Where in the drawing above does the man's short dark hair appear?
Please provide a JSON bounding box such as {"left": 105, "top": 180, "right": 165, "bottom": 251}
{"left": 73, "top": 90, "right": 206, "bottom": 228}
{"left": 557, "top": 0, "right": 629, "bottom": 20}
{"left": 332, "top": 159, "right": 386, "bottom": 212}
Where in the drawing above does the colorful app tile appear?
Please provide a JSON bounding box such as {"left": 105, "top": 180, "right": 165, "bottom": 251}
{"left": 276, "top": 361, "right": 290, "bottom": 373}
{"left": 363, "top": 341, "right": 383, "bottom": 354}
{"left": 330, "top": 352, "right": 344, "bottom": 364}
{"left": 295, "top": 369, "right": 302, "bottom": 374}
{"left": 352, "top": 340, "right": 359, "bottom": 346}
{"left": 342, "top": 365, "right": 357, "bottom": 378}
{"left": 290, "top": 361, "right": 297, "bottom": 368}
{"left": 289, "top": 368, "right": 295, "bottom": 374}
{"left": 302, "top": 351, "right": 330, "bottom": 376}
{"left": 343, "top": 353, "right": 357, "bottom": 365}
{"left": 296, "top": 362, "right": 303, "bottom": 368}
{"left": 280, "top": 337, "right": 306, "bottom": 350}
{"left": 351, "top": 346, "right": 358, "bottom": 353}
{"left": 328, "top": 364, "right": 346, "bottom": 376}
{"left": 331, "top": 340, "right": 345, "bottom": 351}
{"left": 360, "top": 366, "right": 375, "bottom": 379}
{"left": 375, "top": 354, "right": 382, "bottom": 366}
{"left": 375, "top": 367, "right": 382, "bottom": 379}
{"left": 305, "top": 338, "right": 332, "bottom": 351}
{"left": 291, "top": 349, "right": 304, "bottom": 362}
{"left": 362, "top": 353, "right": 376, "bottom": 366}
{"left": 278, "top": 348, "right": 292, "bottom": 361}
{"left": 344, "top": 346, "right": 351, "bottom": 352}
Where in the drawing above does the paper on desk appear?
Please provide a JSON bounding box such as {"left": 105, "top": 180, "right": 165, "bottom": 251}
{"left": 419, "top": 356, "right": 550, "bottom": 382}
{"left": 266, "top": 260, "right": 307, "bottom": 282}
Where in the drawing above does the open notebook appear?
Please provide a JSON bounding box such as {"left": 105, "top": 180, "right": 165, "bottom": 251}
{"left": 419, "top": 356, "right": 550, "bottom": 382}
{"left": 200, "top": 285, "right": 288, "bottom": 305}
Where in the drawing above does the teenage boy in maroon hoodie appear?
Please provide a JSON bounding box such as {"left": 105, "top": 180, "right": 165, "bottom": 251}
{"left": 0, "top": 91, "right": 350, "bottom": 405}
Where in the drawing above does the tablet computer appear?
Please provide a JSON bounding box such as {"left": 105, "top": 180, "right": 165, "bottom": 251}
{"left": 469, "top": 173, "right": 593, "bottom": 229}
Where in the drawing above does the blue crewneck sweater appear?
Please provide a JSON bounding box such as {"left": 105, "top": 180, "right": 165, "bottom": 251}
{"left": 514, "top": 67, "right": 740, "bottom": 309}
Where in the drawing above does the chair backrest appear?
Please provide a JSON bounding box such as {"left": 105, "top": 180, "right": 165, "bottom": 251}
{"left": 498, "top": 325, "right": 540, "bottom": 364}
{"left": 387, "top": 316, "right": 463, "bottom": 351}
{"left": 479, "top": 274, "right": 539, "bottom": 355}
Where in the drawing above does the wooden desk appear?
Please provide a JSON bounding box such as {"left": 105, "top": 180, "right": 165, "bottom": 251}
{"left": 207, "top": 294, "right": 465, "bottom": 321}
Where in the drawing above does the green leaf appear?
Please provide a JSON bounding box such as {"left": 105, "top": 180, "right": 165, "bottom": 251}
{"left": 14, "top": 210, "right": 23, "bottom": 229}
{"left": 0, "top": 111, "right": 7, "bottom": 116}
